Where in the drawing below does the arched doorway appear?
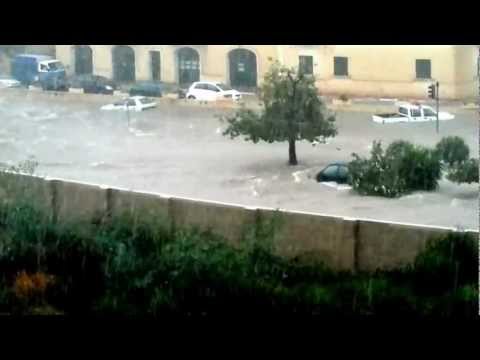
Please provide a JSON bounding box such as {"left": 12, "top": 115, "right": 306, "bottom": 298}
{"left": 228, "top": 48, "right": 257, "bottom": 89}
{"left": 177, "top": 47, "right": 200, "bottom": 86}
{"left": 74, "top": 45, "right": 93, "bottom": 75}
{"left": 150, "top": 50, "right": 161, "bottom": 81}
{"left": 112, "top": 45, "right": 135, "bottom": 82}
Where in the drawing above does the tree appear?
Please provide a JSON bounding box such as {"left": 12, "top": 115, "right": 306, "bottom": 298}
{"left": 435, "top": 136, "right": 470, "bottom": 167}
{"left": 433, "top": 136, "right": 478, "bottom": 184}
{"left": 222, "top": 62, "right": 337, "bottom": 165}
{"left": 446, "top": 158, "right": 479, "bottom": 184}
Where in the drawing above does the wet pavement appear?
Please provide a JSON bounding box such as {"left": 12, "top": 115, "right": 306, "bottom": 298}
{"left": 0, "top": 88, "right": 478, "bottom": 229}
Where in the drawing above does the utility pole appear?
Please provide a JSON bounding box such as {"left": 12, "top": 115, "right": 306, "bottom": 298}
{"left": 428, "top": 82, "right": 439, "bottom": 134}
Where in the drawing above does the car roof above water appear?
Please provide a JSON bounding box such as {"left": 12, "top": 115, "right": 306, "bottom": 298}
{"left": 193, "top": 81, "right": 220, "bottom": 86}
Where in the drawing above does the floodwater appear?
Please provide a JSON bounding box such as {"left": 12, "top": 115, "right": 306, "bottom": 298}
{"left": 0, "top": 89, "right": 478, "bottom": 229}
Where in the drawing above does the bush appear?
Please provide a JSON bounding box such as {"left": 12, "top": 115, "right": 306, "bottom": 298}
{"left": 435, "top": 136, "right": 470, "bottom": 167}
{"left": 446, "top": 158, "right": 479, "bottom": 184}
{"left": 0, "top": 201, "right": 477, "bottom": 317}
{"left": 349, "top": 140, "right": 441, "bottom": 197}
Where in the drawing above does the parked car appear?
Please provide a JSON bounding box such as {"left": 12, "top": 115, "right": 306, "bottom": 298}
{"left": 372, "top": 103, "right": 455, "bottom": 124}
{"left": 129, "top": 81, "right": 163, "bottom": 97}
{"left": 11, "top": 54, "right": 68, "bottom": 91}
{"left": 0, "top": 75, "right": 22, "bottom": 88}
{"left": 186, "top": 81, "right": 242, "bottom": 102}
{"left": 316, "top": 162, "right": 349, "bottom": 184}
{"left": 100, "top": 96, "right": 157, "bottom": 112}
{"left": 69, "top": 74, "right": 116, "bottom": 94}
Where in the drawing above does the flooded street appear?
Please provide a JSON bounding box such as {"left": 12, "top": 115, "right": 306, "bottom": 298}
{"left": 1, "top": 89, "right": 478, "bottom": 229}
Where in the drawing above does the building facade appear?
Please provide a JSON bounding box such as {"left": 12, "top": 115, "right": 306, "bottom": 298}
{"left": 55, "top": 45, "right": 479, "bottom": 100}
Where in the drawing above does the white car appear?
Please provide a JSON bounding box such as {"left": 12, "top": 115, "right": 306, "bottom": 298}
{"left": 186, "top": 81, "right": 242, "bottom": 102}
{"left": 0, "top": 75, "right": 22, "bottom": 89}
{"left": 372, "top": 103, "right": 455, "bottom": 124}
{"left": 101, "top": 96, "right": 157, "bottom": 112}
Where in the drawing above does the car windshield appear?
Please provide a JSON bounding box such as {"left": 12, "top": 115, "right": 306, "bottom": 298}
{"left": 47, "top": 61, "right": 64, "bottom": 71}
{"left": 113, "top": 101, "right": 126, "bottom": 106}
{"left": 139, "top": 98, "right": 153, "bottom": 104}
{"left": 322, "top": 165, "right": 338, "bottom": 177}
{"left": 423, "top": 107, "right": 436, "bottom": 116}
{"left": 338, "top": 166, "right": 348, "bottom": 177}
{"left": 216, "top": 83, "right": 232, "bottom": 91}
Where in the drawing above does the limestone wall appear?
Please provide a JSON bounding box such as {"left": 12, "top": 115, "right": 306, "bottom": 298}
{"left": 1, "top": 173, "right": 477, "bottom": 271}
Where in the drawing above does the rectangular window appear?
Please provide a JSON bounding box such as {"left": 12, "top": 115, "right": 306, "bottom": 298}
{"left": 334, "top": 57, "right": 348, "bottom": 77}
{"left": 150, "top": 51, "right": 161, "bottom": 81}
{"left": 416, "top": 59, "right": 431, "bottom": 79}
{"left": 299, "top": 55, "right": 313, "bottom": 75}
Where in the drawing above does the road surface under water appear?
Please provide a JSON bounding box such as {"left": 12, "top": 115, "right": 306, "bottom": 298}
{"left": 0, "top": 89, "right": 478, "bottom": 230}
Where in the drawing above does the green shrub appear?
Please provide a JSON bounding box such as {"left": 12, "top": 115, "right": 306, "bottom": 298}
{"left": 411, "top": 232, "right": 478, "bottom": 295}
{"left": 435, "top": 136, "right": 470, "bottom": 167}
{"left": 0, "top": 201, "right": 477, "bottom": 317}
{"left": 349, "top": 140, "right": 441, "bottom": 197}
{"left": 446, "top": 158, "right": 479, "bottom": 184}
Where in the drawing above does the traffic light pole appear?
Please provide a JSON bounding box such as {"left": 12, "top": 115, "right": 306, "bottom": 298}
{"left": 435, "top": 81, "right": 439, "bottom": 134}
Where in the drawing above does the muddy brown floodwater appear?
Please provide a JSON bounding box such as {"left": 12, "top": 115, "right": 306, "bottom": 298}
{"left": 0, "top": 89, "right": 478, "bottom": 229}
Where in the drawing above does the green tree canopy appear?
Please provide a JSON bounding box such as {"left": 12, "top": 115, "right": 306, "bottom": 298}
{"left": 222, "top": 61, "right": 337, "bottom": 165}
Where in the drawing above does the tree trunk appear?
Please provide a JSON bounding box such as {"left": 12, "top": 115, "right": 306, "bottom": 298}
{"left": 288, "top": 138, "right": 298, "bottom": 165}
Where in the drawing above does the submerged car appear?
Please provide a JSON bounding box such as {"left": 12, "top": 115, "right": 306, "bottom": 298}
{"left": 372, "top": 103, "right": 455, "bottom": 124}
{"left": 186, "top": 81, "right": 242, "bottom": 101}
{"left": 100, "top": 96, "right": 157, "bottom": 112}
{"left": 0, "top": 75, "right": 22, "bottom": 88}
{"left": 316, "top": 162, "right": 349, "bottom": 184}
{"left": 69, "top": 74, "right": 117, "bottom": 94}
{"left": 129, "top": 81, "right": 163, "bottom": 97}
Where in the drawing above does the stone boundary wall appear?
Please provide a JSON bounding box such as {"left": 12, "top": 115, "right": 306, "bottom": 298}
{"left": 0, "top": 172, "right": 477, "bottom": 272}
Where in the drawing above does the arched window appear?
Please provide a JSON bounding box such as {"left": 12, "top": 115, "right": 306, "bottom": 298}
{"left": 74, "top": 45, "right": 93, "bottom": 75}
{"left": 177, "top": 47, "right": 200, "bottom": 85}
{"left": 112, "top": 46, "right": 136, "bottom": 82}
{"left": 228, "top": 48, "right": 257, "bottom": 89}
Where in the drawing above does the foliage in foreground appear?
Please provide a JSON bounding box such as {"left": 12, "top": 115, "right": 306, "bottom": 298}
{"left": 0, "top": 201, "right": 477, "bottom": 318}
{"left": 222, "top": 61, "right": 337, "bottom": 165}
{"left": 348, "top": 140, "right": 442, "bottom": 198}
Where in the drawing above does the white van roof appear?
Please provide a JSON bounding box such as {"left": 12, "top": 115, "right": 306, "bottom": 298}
{"left": 17, "top": 54, "right": 53, "bottom": 62}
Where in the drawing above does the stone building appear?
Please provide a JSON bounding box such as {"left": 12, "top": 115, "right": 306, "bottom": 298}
{"left": 55, "top": 45, "right": 479, "bottom": 100}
